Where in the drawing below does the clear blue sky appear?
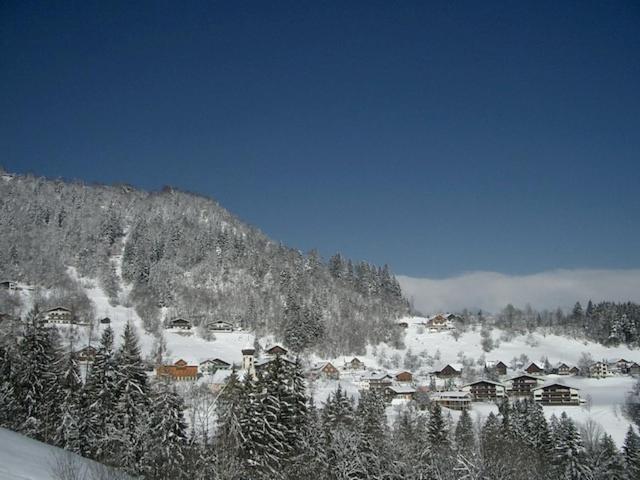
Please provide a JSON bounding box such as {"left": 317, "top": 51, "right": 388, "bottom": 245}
{"left": 2, "top": 1, "right": 639, "bottom": 277}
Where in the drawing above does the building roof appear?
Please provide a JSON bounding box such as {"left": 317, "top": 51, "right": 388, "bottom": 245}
{"left": 366, "top": 371, "right": 393, "bottom": 381}
{"left": 46, "top": 306, "right": 71, "bottom": 312}
{"left": 533, "top": 380, "right": 580, "bottom": 391}
{"left": 432, "top": 391, "right": 471, "bottom": 399}
{"left": 386, "top": 385, "right": 416, "bottom": 394}
{"left": 463, "top": 379, "right": 505, "bottom": 388}
{"left": 200, "top": 358, "right": 231, "bottom": 366}
{"left": 507, "top": 372, "right": 540, "bottom": 381}
{"left": 432, "top": 363, "right": 463, "bottom": 373}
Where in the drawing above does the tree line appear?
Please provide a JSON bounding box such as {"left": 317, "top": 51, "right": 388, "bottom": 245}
{"left": 2, "top": 308, "right": 640, "bottom": 479}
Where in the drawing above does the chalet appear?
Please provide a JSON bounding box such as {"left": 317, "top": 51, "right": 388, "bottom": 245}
{"left": 525, "top": 362, "right": 544, "bottom": 375}
{"left": 394, "top": 371, "right": 413, "bottom": 384}
{"left": 365, "top": 372, "right": 393, "bottom": 391}
{"left": 425, "top": 314, "right": 454, "bottom": 332}
{"left": 346, "top": 357, "right": 366, "bottom": 370}
{"left": 431, "top": 391, "right": 471, "bottom": 410}
{"left": 200, "top": 358, "right": 231, "bottom": 374}
{"left": 569, "top": 366, "right": 580, "bottom": 376}
{"left": 99, "top": 317, "right": 111, "bottom": 324}
{"left": 168, "top": 318, "right": 192, "bottom": 330}
{"left": 613, "top": 359, "right": 632, "bottom": 374}
{"left": 589, "top": 361, "right": 609, "bottom": 378}
{"left": 265, "top": 345, "right": 288, "bottom": 357}
{"left": 461, "top": 380, "right": 506, "bottom": 401}
{"left": 42, "top": 307, "right": 74, "bottom": 325}
{"left": 385, "top": 385, "right": 416, "bottom": 402}
{"left": 0, "top": 281, "right": 17, "bottom": 291}
{"left": 309, "top": 362, "right": 340, "bottom": 380}
{"left": 75, "top": 345, "right": 97, "bottom": 363}
{"left": 486, "top": 360, "right": 508, "bottom": 376}
{"left": 533, "top": 381, "right": 581, "bottom": 406}
{"left": 556, "top": 363, "right": 572, "bottom": 375}
{"left": 432, "top": 364, "right": 462, "bottom": 379}
{"left": 207, "top": 320, "right": 234, "bottom": 332}
{"left": 505, "top": 374, "right": 542, "bottom": 397}
{"left": 156, "top": 359, "right": 198, "bottom": 381}
{"left": 629, "top": 362, "right": 640, "bottom": 376}
{"left": 208, "top": 369, "right": 233, "bottom": 394}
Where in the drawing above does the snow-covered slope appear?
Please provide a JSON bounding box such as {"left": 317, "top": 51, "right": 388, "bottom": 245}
{"left": 0, "top": 428, "right": 127, "bottom": 480}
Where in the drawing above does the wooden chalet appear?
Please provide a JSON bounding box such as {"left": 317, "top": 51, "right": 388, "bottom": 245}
{"left": 42, "top": 307, "right": 74, "bottom": 325}
{"left": 505, "top": 374, "right": 542, "bottom": 397}
{"left": 385, "top": 385, "right": 416, "bottom": 402}
{"left": 75, "top": 345, "right": 98, "bottom": 363}
{"left": 346, "top": 357, "right": 365, "bottom": 370}
{"left": 310, "top": 362, "right": 340, "bottom": 380}
{"left": 613, "top": 359, "right": 631, "bottom": 373}
{"left": 156, "top": 359, "right": 198, "bottom": 381}
{"left": 425, "top": 314, "right": 453, "bottom": 331}
{"left": 394, "top": 371, "right": 413, "bottom": 384}
{"left": 556, "top": 363, "right": 572, "bottom": 375}
{"left": 168, "top": 318, "right": 192, "bottom": 330}
{"left": 533, "top": 381, "right": 581, "bottom": 406}
{"left": 207, "top": 320, "right": 234, "bottom": 332}
{"left": 629, "top": 362, "right": 640, "bottom": 376}
{"left": 433, "top": 364, "right": 462, "bottom": 379}
{"left": 486, "top": 360, "right": 508, "bottom": 376}
{"left": 524, "top": 362, "right": 544, "bottom": 375}
{"left": 461, "top": 380, "right": 506, "bottom": 401}
{"left": 366, "top": 372, "right": 393, "bottom": 391}
{"left": 569, "top": 366, "right": 580, "bottom": 375}
{"left": 431, "top": 391, "right": 471, "bottom": 410}
{"left": 200, "top": 358, "right": 231, "bottom": 374}
{"left": 266, "top": 345, "right": 288, "bottom": 356}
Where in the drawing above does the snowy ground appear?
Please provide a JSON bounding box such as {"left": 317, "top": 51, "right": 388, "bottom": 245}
{"left": 0, "top": 428, "right": 127, "bottom": 480}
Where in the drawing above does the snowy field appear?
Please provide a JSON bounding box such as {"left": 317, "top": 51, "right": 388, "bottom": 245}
{"left": 0, "top": 428, "right": 127, "bottom": 480}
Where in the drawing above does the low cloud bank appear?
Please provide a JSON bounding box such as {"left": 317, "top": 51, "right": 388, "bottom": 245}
{"left": 397, "top": 269, "right": 640, "bottom": 314}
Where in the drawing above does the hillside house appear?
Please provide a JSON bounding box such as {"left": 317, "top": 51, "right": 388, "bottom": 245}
{"left": 394, "top": 371, "right": 413, "bottom": 384}
{"left": 432, "top": 364, "right": 462, "bottom": 379}
{"left": 431, "top": 391, "right": 471, "bottom": 410}
{"left": 525, "top": 362, "right": 544, "bottom": 375}
{"left": 207, "top": 320, "right": 234, "bottom": 332}
{"left": 385, "top": 385, "right": 416, "bottom": 402}
{"left": 589, "top": 362, "right": 609, "bottom": 378}
{"left": 629, "top": 362, "right": 640, "bottom": 376}
{"left": 612, "top": 359, "right": 633, "bottom": 374}
{"left": 506, "top": 374, "right": 542, "bottom": 397}
{"left": 556, "top": 363, "right": 572, "bottom": 375}
{"left": 266, "top": 345, "right": 288, "bottom": 357}
{"left": 426, "top": 314, "right": 454, "bottom": 332}
{"left": 42, "top": 307, "right": 74, "bottom": 325}
{"left": 0, "top": 281, "right": 17, "bottom": 291}
{"left": 168, "top": 318, "right": 192, "bottom": 330}
{"left": 309, "top": 362, "right": 340, "bottom": 380}
{"left": 462, "top": 380, "right": 506, "bottom": 401}
{"left": 346, "top": 357, "right": 366, "bottom": 370}
{"left": 156, "top": 359, "right": 198, "bottom": 381}
{"left": 200, "top": 358, "right": 231, "bottom": 374}
{"left": 486, "top": 360, "right": 508, "bottom": 376}
{"left": 75, "top": 345, "right": 97, "bottom": 363}
{"left": 569, "top": 366, "right": 580, "bottom": 375}
{"left": 533, "top": 381, "right": 581, "bottom": 406}
{"left": 365, "top": 372, "right": 393, "bottom": 391}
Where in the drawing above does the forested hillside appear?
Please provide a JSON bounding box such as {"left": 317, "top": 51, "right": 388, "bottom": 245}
{"left": 0, "top": 171, "right": 408, "bottom": 355}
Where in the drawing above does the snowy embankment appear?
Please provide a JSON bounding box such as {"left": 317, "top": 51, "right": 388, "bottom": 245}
{"left": 0, "top": 428, "right": 127, "bottom": 480}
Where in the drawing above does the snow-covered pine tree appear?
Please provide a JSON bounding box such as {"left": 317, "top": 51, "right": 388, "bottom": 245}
{"left": 53, "top": 346, "right": 82, "bottom": 452}
{"left": 592, "top": 433, "right": 624, "bottom": 480}
{"left": 321, "top": 385, "right": 355, "bottom": 440}
{"left": 139, "top": 381, "right": 188, "bottom": 480}
{"left": 553, "top": 412, "right": 590, "bottom": 479}
{"left": 214, "top": 370, "right": 244, "bottom": 479}
{"left": 110, "top": 322, "right": 149, "bottom": 472}
{"left": 426, "top": 400, "right": 449, "bottom": 451}
{"left": 12, "top": 307, "right": 58, "bottom": 441}
{"left": 454, "top": 407, "right": 475, "bottom": 454}
{"left": 79, "top": 325, "right": 117, "bottom": 460}
{"left": 623, "top": 426, "right": 640, "bottom": 480}
{"left": 355, "top": 389, "right": 387, "bottom": 477}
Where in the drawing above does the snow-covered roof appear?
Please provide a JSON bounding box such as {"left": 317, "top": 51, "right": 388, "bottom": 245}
{"left": 366, "top": 371, "right": 392, "bottom": 381}
{"left": 463, "top": 379, "right": 505, "bottom": 388}
{"left": 507, "top": 372, "right": 540, "bottom": 381}
{"left": 432, "top": 363, "right": 463, "bottom": 373}
{"left": 533, "top": 379, "right": 580, "bottom": 391}
{"left": 432, "top": 391, "right": 471, "bottom": 399}
{"left": 387, "top": 385, "right": 416, "bottom": 394}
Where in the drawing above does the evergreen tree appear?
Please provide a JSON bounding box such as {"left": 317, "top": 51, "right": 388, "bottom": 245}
{"left": 553, "top": 412, "right": 590, "bottom": 479}
{"left": 215, "top": 370, "right": 243, "bottom": 480}
{"left": 53, "top": 347, "right": 82, "bottom": 452}
{"left": 592, "top": 433, "right": 624, "bottom": 480}
{"left": 426, "top": 401, "right": 449, "bottom": 451}
{"left": 623, "top": 426, "right": 640, "bottom": 480}
{"left": 140, "top": 382, "right": 188, "bottom": 480}
{"left": 455, "top": 407, "right": 475, "bottom": 453}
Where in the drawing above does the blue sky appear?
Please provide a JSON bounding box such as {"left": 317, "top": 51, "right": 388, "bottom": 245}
{"left": 2, "top": 1, "right": 639, "bottom": 277}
